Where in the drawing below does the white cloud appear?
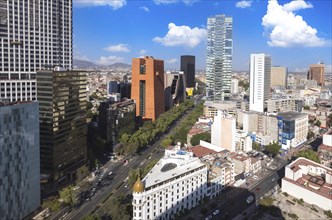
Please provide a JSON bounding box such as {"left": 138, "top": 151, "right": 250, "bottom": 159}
{"left": 262, "top": 0, "right": 327, "bottom": 47}
{"left": 235, "top": 1, "right": 252, "bottom": 8}
{"left": 166, "top": 58, "right": 177, "bottom": 64}
{"left": 154, "top": 0, "right": 198, "bottom": 5}
{"left": 97, "top": 56, "right": 124, "bottom": 65}
{"left": 282, "top": 0, "right": 312, "bottom": 12}
{"left": 139, "top": 49, "right": 147, "bottom": 55}
{"left": 140, "top": 6, "right": 150, "bottom": 12}
{"left": 73, "top": 0, "right": 126, "bottom": 10}
{"left": 104, "top": 44, "right": 130, "bottom": 52}
{"left": 153, "top": 23, "right": 206, "bottom": 48}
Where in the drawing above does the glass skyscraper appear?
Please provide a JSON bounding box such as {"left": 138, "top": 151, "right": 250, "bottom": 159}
{"left": 0, "top": 0, "right": 73, "bottom": 101}
{"left": 0, "top": 101, "right": 40, "bottom": 219}
{"left": 37, "top": 69, "right": 87, "bottom": 194}
{"left": 206, "top": 14, "right": 233, "bottom": 101}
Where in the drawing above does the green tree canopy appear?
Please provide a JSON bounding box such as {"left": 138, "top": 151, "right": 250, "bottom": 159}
{"left": 314, "top": 120, "right": 321, "bottom": 127}
{"left": 252, "top": 142, "right": 260, "bottom": 151}
{"left": 306, "top": 131, "right": 315, "bottom": 140}
{"left": 59, "top": 185, "right": 77, "bottom": 206}
{"left": 297, "top": 149, "right": 320, "bottom": 163}
{"left": 265, "top": 142, "right": 281, "bottom": 157}
{"left": 190, "top": 132, "right": 211, "bottom": 146}
{"left": 161, "top": 138, "right": 173, "bottom": 148}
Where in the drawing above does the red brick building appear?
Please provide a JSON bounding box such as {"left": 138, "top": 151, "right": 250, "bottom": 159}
{"left": 131, "top": 56, "right": 165, "bottom": 121}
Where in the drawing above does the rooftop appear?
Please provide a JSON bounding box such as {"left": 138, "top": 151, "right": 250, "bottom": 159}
{"left": 188, "top": 145, "right": 217, "bottom": 158}
{"left": 142, "top": 147, "right": 206, "bottom": 189}
{"left": 277, "top": 111, "right": 308, "bottom": 120}
{"left": 283, "top": 157, "right": 332, "bottom": 200}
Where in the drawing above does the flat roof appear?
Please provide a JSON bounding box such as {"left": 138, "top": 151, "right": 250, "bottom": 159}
{"left": 143, "top": 151, "right": 206, "bottom": 189}
{"left": 277, "top": 111, "right": 307, "bottom": 120}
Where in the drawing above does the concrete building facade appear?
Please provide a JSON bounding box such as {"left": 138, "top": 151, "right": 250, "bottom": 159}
{"left": 164, "top": 71, "right": 186, "bottom": 109}
{"left": 249, "top": 54, "right": 271, "bottom": 113}
{"left": 282, "top": 157, "right": 332, "bottom": 211}
{"left": 277, "top": 111, "right": 308, "bottom": 150}
{"left": 270, "top": 66, "right": 287, "bottom": 88}
{"left": 131, "top": 56, "right": 165, "bottom": 121}
{"left": 132, "top": 145, "right": 208, "bottom": 220}
{"left": 0, "top": 0, "right": 72, "bottom": 101}
{"left": 0, "top": 101, "right": 40, "bottom": 219}
{"left": 211, "top": 110, "right": 236, "bottom": 151}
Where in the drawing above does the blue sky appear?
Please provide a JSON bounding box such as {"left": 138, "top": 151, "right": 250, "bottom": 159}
{"left": 73, "top": 0, "right": 332, "bottom": 72}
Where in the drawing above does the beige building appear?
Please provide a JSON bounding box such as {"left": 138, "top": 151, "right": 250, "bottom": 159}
{"left": 211, "top": 111, "right": 236, "bottom": 152}
{"left": 282, "top": 157, "right": 332, "bottom": 211}
{"left": 271, "top": 66, "right": 287, "bottom": 88}
{"left": 230, "top": 153, "right": 262, "bottom": 175}
{"left": 267, "top": 98, "right": 299, "bottom": 112}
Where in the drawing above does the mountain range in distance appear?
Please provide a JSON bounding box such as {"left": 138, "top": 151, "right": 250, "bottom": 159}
{"left": 73, "top": 59, "right": 131, "bottom": 70}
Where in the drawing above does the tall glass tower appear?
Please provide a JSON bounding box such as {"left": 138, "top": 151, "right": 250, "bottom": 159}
{"left": 206, "top": 14, "right": 233, "bottom": 101}
{"left": 0, "top": 0, "right": 73, "bottom": 101}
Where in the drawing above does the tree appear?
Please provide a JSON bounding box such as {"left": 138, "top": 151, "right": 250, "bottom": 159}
{"left": 59, "top": 185, "right": 77, "bottom": 206}
{"left": 108, "top": 195, "right": 132, "bottom": 220}
{"left": 161, "top": 138, "right": 173, "bottom": 148}
{"left": 265, "top": 142, "right": 281, "bottom": 157}
{"left": 76, "top": 165, "right": 89, "bottom": 183}
{"left": 87, "top": 101, "right": 93, "bottom": 110}
{"left": 303, "top": 105, "right": 310, "bottom": 110}
{"left": 297, "top": 149, "right": 320, "bottom": 163}
{"left": 306, "top": 131, "right": 315, "bottom": 140}
{"left": 42, "top": 196, "right": 62, "bottom": 212}
{"left": 314, "top": 120, "right": 321, "bottom": 127}
{"left": 82, "top": 215, "right": 101, "bottom": 220}
{"left": 327, "top": 113, "right": 332, "bottom": 128}
{"left": 252, "top": 142, "right": 260, "bottom": 151}
{"left": 190, "top": 132, "right": 211, "bottom": 146}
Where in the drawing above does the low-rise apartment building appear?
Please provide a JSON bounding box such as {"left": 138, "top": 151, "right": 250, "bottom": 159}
{"left": 282, "top": 157, "right": 332, "bottom": 210}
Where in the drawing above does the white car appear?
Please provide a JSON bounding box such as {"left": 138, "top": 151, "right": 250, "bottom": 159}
{"left": 213, "top": 209, "right": 220, "bottom": 215}
{"left": 246, "top": 195, "right": 254, "bottom": 204}
{"left": 253, "top": 175, "right": 259, "bottom": 180}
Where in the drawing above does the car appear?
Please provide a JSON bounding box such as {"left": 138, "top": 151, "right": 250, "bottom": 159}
{"left": 109, "top": 171, "right": 113, "bottom": 176}
{"left": 253, "top": 175, "right": 259, "bottom": 180}
{"left": 213, "top": 209, "right": 220, "bottom": 215}
{"left": 205, "top": 215, "right": 212, "bottom": 220}
{"left": 246, "top": 195, "right": 254, "bottom": 204}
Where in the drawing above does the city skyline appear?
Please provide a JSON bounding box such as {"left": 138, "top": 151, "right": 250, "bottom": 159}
{"left": 73, "top": 0, "right": 331, "bottom": 72}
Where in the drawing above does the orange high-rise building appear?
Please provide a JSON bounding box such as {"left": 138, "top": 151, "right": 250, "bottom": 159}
{"left": 308, "top": 63, "right": 325, "bottom": 86}
{"left": 131, "top": 56, "right": 165, "bottom": 121}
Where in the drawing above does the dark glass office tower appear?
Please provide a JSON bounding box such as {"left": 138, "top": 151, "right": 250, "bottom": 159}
{"left": 0, "top": 0, "right": 73, "bottom": 101}
{"left": 37, "top": 69, "right": 86, "bottom": 193}
{"left": 180, "top": 55, "right": 195, "bottom": 88}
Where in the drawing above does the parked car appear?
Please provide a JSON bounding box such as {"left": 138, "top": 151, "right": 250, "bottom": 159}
{"left": 213, "top": 209, "right": 220, "bottom": 215}
{"left": 246, "top": 195, "right": 254, "bottom": 204}
{"left": 253, "top": 175, "right": 259, "bottom": 180}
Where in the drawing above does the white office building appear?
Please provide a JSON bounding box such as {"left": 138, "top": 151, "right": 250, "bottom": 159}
{"left": 206, "top": 14, "right": 233, "bottom": 101}
{"left": 132, "top": 145, "right": 208, "bottom": 220}
{"left": 249, "top": 54, "right": 271, "bottom": 113}
{"left": 0, "top": 0, "right": 72, "bottom": 101}
{"left": 0, "top": 100, "right": 40, "bottom": 219}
